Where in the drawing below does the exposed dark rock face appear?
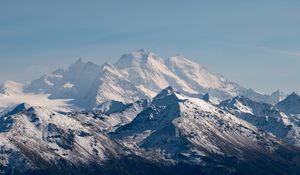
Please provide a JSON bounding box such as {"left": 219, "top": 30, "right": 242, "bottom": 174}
{"left": 45, "top": 123, "right": 75, "bottom": 150}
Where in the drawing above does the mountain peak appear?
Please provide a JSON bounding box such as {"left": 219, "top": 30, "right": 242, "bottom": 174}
{"left": 101, "top": 61, "right": 115, "bottom": 69}
{"left": 6, "top": 103, "right": 31, "bottom": 116}
{"left": 69, "top": 58, "right": 85, "bottom": 68}
{"left": 0, "top": 80, "right": 24, "bottom": 95}
{"left": 153, "top": 86, "right": 176, "bottom": 99}
{"left": 75, "top": 57, "right": 83, "bottom": 64}
{"left": 71, "top": 57, "right": 97, "bottom": 67}
{"left": 276, "top": 92, "right": 300, "bottom": 114}
{"left": 137, "top": 48, "right": 149, "bottom": 53}
{"left": 114, "top": 49, "right": 163, "bottom": 69}
{"left": 68, "top": 58, "right": 100, "bottom": 73}
{"left": 290, "top": 91, "right": 300, "bottom": 97}
{"left": 203, "top": 93, "right": 210, "bottom": 102}
{"left": 219, "top": 95, "right": 251, "bottom": 108}
{"left": 151, "top": 86, "right": 184, "bottom": 106}
{"left": 280, "top": 92, "right": 300, "bottom": 102}
{"left": 15, "top": 102, "right": 31, "bottom": 110}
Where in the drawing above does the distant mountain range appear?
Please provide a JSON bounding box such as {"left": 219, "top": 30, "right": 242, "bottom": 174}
{"left": 22, "top": 49, "right": 281, "bottom": 109}
{"left": 0, "top": 49, "right": 300, "bottom": 175}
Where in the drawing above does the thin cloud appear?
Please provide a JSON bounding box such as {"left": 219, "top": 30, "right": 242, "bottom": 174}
{"left": 269, "top": 49, "right": 300, "bottom": 57}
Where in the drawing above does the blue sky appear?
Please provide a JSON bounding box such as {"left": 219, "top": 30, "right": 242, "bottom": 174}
{"left": 0, "top": 0, "right": 299, "bottom": 93}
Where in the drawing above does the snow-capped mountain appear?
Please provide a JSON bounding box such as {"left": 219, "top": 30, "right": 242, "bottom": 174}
{"left": 0, "top": 103, "right": 127, "bottom": 174}
{"left": 1, "top": 49, "right": 300, "bottom": 174}
{"left": 112, "top": 87, "right": 279, "bottom": 160}
{"left": 219, "top": 96, "right": 300, "bottom": 145}
{"left": 110, "top": 87, "right": 300, "bottom": 174}
{"left": 1, "top": 87, "right": 300, "bottom": 174}
{"left": 23, "top": 49, "right": 280, "bottom": 109}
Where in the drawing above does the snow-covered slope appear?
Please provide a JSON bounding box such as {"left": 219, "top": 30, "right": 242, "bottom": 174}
{"left": 25, "top": 59, "right": 102, "bottom": 109}
{"left": 0, "top": 103, "right": 124, "bottom": 174}
{"left": 25, "top": 59, "right": 148, "bottom": 109}
{"left": 1, "top": 88, "right": 300, "bottom": 174}
{"left": 89, "top": 98, "right": 150, "bottom": 132}
{"left": 111, "top": 87, "right": 286, "bottom": 163}
{"left": 239, "top": 89, "right": 281, "bottom": 105}
{"left": 89, "top": 63, "right": 147, "bottom": 107}
{"left": 165, "top": 55, "right": 238, "bottom": 99}
{"left": 219, "top": 96, "right": 300, "bottom": 145}
{"left": 0, "top": 81, "right": 71, "bottom": 112}
{"left": 24, "top": 69, "right": 65, "bottom": 94}
{"left": 114, "top": 49, "right": 279, "bottom": 104}
{"left": 114, "top": 50, "right": 198, "bottom": 97}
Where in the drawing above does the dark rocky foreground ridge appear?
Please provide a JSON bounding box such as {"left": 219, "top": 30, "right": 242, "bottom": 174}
{"left": 3, "top": 147, "right": 300, "bottom": 175}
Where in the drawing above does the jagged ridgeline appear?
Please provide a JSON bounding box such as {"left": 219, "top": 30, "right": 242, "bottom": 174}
{"left": 1, "top": 50, "right": 300, "bottom": 175}
{"left": 23, "top": 49, "right": 281, "bottom": 109}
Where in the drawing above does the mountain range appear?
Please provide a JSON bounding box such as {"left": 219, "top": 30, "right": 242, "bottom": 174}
{"left": 23, "top": 49, "right": 281, "bottom": 109}
{"left": 0, "top": 49, "right": 300, "bottom": 175}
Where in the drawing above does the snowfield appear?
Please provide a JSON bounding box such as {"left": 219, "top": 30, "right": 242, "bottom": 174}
{"left": 0, "top": 93, "right": 71, "bottom": 112}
